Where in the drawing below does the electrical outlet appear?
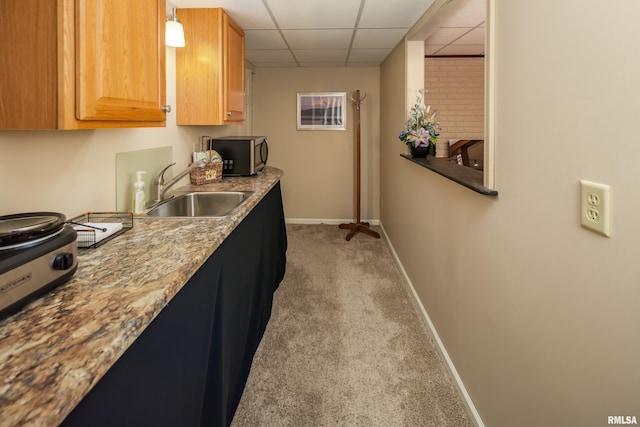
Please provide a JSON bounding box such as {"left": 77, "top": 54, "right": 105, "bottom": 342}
{"left": 580, "top": 180, "right": 611, "bottom": 237}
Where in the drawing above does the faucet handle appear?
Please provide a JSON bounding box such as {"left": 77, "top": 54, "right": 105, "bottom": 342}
{"left": 153, "top": 163, "right": 176, "bottom": 204}
{"left": 156, "top": 163, "right": 176, "bottom": 185}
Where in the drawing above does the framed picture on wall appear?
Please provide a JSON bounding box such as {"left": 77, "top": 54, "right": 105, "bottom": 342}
{"left": 296, "top": 92, "right": 347, "bottom": 130}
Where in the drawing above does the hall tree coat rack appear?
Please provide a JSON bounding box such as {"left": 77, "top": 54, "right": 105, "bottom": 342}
{"left": 339, "top": 90, "right": 380, "bottom": 241}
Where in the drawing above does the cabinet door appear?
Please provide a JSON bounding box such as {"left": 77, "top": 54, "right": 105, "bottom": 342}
{"left": 176, "top": 8, "right": 245, "bottom": 126}
{"left": 0, "top": 0, "right": 58, "bottom": 129}
{"left": 223, "top": 14, "right": 245, "bottom": 123}
{"left": 75, "top": 0, "right": 165, "bottom": 122}
{"left": 176, "top": 8, "right": 222, "bottom": 125}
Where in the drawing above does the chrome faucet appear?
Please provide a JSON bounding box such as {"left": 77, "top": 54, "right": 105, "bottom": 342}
{"left": 153, "top": 159, "right": 208, "bottom": 204}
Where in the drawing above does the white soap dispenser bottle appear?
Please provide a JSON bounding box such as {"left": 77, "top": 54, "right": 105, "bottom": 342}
{"left": 133, "top": 170, "right": 147, "bottom": 215}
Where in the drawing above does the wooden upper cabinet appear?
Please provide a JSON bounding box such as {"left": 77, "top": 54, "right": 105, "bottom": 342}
{"left": 0, "top": 0, "right": 166, "bottom": 130}
{"left": 75, "top": 0, "right": 166, "bottom": 124}
{"left": 176, "top": 8, "right": 245, "bottom": 125}
{"left": 223, "top": 13, "right": 245, "bottom": 123}
{"left": 0, "top": 0, "right": 58, "bottom": 129}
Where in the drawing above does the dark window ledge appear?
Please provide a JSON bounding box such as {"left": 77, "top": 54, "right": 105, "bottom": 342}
{"left": 400, "top": 154, "right": 498, "bottom": 196}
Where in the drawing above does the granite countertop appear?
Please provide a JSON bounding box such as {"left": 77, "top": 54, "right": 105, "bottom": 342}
{"left": 0, "top": 167, "right": 284, "bottom": 427}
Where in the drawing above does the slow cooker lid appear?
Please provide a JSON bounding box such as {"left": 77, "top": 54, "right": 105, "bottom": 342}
{"left": 0, "top": 212, "right": 66, "bottom": 246}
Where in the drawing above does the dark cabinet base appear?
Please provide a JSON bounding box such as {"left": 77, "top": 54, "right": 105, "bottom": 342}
{"left": 62, "top": 183, "right": 287, "bottom": 427}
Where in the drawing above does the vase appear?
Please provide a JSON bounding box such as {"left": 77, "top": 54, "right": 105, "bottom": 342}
{"left": 410, "top": 145, "right": 430, "bottom": 158}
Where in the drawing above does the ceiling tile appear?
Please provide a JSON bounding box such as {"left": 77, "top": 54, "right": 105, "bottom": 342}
{"left": 245, "top": 49, "right": 296, "bottom": 63}
{"left": 424, "top": 44, "right": 445, "bottom": 56}
{"left": 346, "top": 63, "right": 381, "bottom": 67}
{"left": 298, "top": 62, "right": 347, "bottom": 67}
{"left": 454, "top": 27, "right": 484, "bottom": 45}
{"left": 359, "top": 0, "right": 436, "bottom": 28}
{"left": 424, "top": 27, "right": 471, "bottom": 45}
{"left": 348, "top": 48, "right": 392, "bottom": 63}
{"left": 174, "top": 0, "right": 276, "bottom": 29}
{"left": 435, "top": 44, "right": 484, "bottom": 56}
{"left": 352, "top": 29, "right": 408, "bottom": 49}
{"left": 443, "top": 0, "right": 486, "bottom": 27}
{"left": 293, "top": 49, "right": 349, "bottom": 63}
{"left": 282, "top": 30, "right": 354, "bottom": 49}
{"left": 245, "top": 30, "right": 287, "bottom": 50}
{"left": 265, "top": 0, "right": 360, "bottom": 29}
{"left": 252, "top": 62, "right": 299, "bottom": 68}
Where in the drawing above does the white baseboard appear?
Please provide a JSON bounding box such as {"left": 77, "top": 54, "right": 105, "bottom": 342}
{"left": 285, "top": 218, "right": 381, "bottom": 226}
{"left": 379, "top": 223, "right": 485, "bottom": 427}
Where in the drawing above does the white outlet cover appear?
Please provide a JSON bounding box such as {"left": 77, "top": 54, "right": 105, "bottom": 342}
{"left": 580, "top": 180, "right": 611, "bottom": 237}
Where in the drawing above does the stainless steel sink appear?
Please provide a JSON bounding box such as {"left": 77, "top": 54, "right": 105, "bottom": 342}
{"left": 145, "top": 191, "right": 252, "bottom": 217}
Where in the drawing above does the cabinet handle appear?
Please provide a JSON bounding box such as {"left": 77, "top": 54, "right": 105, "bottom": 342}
{"left": 226, "top": 111, "right": 232, "bottom": 116}
{"left": 162, "top": 105, "right": 172, "bottom": 113}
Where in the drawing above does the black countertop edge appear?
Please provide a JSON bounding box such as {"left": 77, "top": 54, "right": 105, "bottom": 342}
{"left": 400, "top": 154, "right": 498, "bottom": 196}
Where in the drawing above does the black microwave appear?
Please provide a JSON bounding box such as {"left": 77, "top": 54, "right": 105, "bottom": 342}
{"left": 210, "top": 136, "right": 268, "bottom": 176}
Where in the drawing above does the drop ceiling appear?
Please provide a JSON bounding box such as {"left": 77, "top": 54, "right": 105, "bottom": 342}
{"left": 424, "top": 0, "right": 485, "bottom": 56}
{"left": 170, "top": 0, "right": 485, "bottom": 68}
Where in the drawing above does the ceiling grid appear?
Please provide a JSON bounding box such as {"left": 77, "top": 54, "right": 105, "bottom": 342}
{"left": 172, "top": 0, "right": 485, "bottom": 67}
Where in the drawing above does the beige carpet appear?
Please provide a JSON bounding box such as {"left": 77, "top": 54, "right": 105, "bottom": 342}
{"left": 231, "top": 224, "right": 474, "bottom": 426}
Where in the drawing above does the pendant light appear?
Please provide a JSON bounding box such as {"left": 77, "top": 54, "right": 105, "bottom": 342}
{"left": 166, "top": 8, "right": 185, "bottom": 47}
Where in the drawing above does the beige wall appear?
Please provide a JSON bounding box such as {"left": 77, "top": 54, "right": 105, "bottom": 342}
{"left": 0, "top": 49, "right": 250, "bottom": 218}
{"left": 252, "top": 67, "right": 380, "bottom": 222}
{"left": 381, "top": 1, "right": 640, "bottom": 426}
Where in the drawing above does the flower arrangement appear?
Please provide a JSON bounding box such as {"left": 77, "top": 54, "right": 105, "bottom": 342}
{"left": 399, "top": 89, "right": 440, "bottom": 148}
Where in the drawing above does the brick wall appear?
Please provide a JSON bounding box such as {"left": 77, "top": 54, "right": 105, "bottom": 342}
{"left": 424, "top": 57, "right": 484, "bottom": 168}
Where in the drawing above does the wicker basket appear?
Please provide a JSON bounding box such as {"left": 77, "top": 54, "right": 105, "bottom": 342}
{"left": 189, "top": 161, "right": 223, "bottom": 185}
